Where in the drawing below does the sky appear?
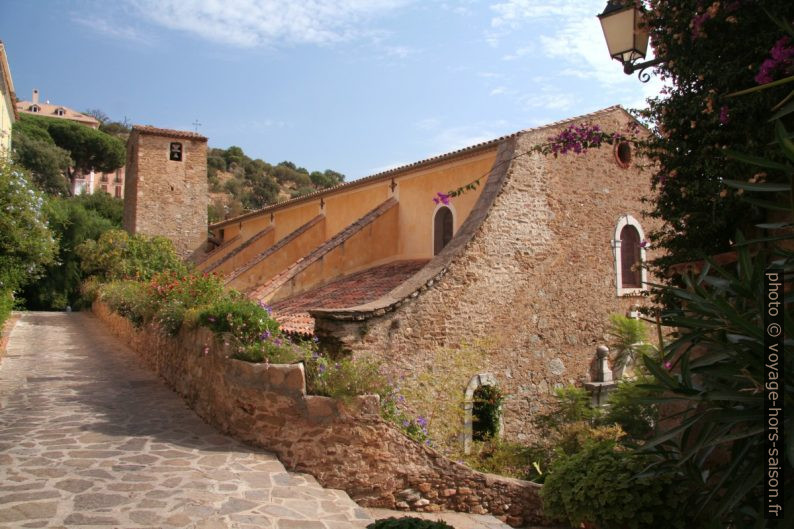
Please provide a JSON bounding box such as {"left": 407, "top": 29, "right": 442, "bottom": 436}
{"left": 0, "top": 0, "right": 660, "bottom": 181}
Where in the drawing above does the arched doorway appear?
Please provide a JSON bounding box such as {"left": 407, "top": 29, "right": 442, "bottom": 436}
{"left": 463, "top": 373, "right": 502, "bottom": 454}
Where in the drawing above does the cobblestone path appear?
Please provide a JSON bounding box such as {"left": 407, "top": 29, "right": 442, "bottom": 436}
{"left": 0, "top": 312, "right": 373, "bottom": 529}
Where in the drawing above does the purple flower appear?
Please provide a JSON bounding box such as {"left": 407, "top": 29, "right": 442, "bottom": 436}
{"left": 402, "top": 419, "right": 410, "bottom": 427}
{"left": 432, "top": 192, "right": 451, "bottom": 206}
{"left": 755, "top": 36, "right": 794, "bottom": 85}
{"left": 318, "top": 364, "right": 326, "bottom": 374}
{"left": 260, "top": 330, "right": 271, "bottom": 341}
{"left": 664, "top": 361, "right": 673, "bottom": 370}
{"left": 719, "top": 106, "right": 730, "bottom": 125}
{"left": 207, "top": 316, "right": 216, "bottom": 323}
{"left": 416, "top": 416, "right": 428, "bottom": 428}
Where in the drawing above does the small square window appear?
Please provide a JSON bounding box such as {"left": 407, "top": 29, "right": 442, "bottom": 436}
{"left": 169, "top": 142, "right": 183, "bottom": 161}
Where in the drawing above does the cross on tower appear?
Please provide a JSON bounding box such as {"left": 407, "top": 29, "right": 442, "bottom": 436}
{"left": 192, "top": 119, "right": 202, "bottom": 132}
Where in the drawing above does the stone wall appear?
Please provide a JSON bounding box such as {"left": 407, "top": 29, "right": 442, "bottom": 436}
{"left": 92, "top": 302, "right": 547, "bottom": 527}
{"left": 123, "top": 126, "right": 208, "bottom": 259}
{"left": 314, "top": 108, "right": 661, "bottom": 443}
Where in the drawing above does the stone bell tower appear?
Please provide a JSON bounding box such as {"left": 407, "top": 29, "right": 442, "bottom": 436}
{"left": 123, "top": 126, "right": 208, "bottom": 258}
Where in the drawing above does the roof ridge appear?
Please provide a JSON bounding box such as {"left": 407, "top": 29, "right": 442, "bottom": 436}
{"left": 209, "top": 105, "right": 630, "bottom": 230}
{"left": 249, "top": 197, "right": 398, "bottom": 301}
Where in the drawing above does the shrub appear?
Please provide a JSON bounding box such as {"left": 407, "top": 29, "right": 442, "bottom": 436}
{"left": 367, "top": 517, "right": 454, "bottom": 529}
{"left": 78, "top": 229, "right": 186, "bottom": 282}
{"left": 233, "top": 337, "right": 303, "bottom": 364}
{"left": 534, "top": 385, "right": 600, "bottom": 432}
{"left": 305, "top": 353, "right": 389, "bottom": 401}
{"left": 463, "top": 438, "right": 542, "bottom": 480}
{"left": 601, "top": 375, "right": 659, "bottom": 441}
{"left": 99, "top": 280, "right": 151, "bottom": 327}
{"left": 197, "top": 296, "right": 279, "bottom": 345}
{"left": 541, "top": 440, "right": 688, "bottom": 529}
{"left": 0, "top": 289, "right": 13, "bottom": 328}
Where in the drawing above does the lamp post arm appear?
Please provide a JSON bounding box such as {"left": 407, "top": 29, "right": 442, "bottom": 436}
{"left": 623, "top": 57, "right": 664, "bottom": 82}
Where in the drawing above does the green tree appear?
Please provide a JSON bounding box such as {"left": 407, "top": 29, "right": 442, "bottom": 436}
{"left": 11, "top": 131, "right": 72, "bottom": 195}
{"left": 20, "top": 194, "right": 122, "bottom": 309}
{"left": 13, "top": 115, "right": 125, "bottom": 193}
{"left": 0, "top": 159, "right": 57, "bottom": 320}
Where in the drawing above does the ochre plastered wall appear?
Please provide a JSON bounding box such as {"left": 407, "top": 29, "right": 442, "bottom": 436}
{"left": 314, "top": 109, "right": 661, "bottom": 442}
{"left": 124, "top": 130, "right": 208, "bottom": 258}
{"left": 205, "top": 149, "right": 495, "bottom": 296}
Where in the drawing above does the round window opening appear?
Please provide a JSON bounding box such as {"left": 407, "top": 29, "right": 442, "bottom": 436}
{"left": 615, "top": 141, "right": 632, "bottom": 168}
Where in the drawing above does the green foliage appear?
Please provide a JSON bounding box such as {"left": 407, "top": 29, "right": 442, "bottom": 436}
{"left": 11, "top": 130, "right": 71, "bottom": 195}
{"left": 463, "top": 438, "right": 542, "bottom": 480}
{"left": 471, "top": 384, "right": 503, "bottom": 441}
{"left": 367, "top": 518, "right": 454, "bottom": 529}
{"left": 0, "top": 160, "right": 57, "bottom": 296}
{"left": 603, "top": 376, "right": 659, "bottom": 441}
{"left": 21, "top": 194, "right": 120, "bottom": 309}
{"left": 0, "top": 289, "right": 13, "bottom": 328}
{"left": 145, "top": 271, "right": 225, "bottom": 335}
{"left": 78, "top": 229, "right": 186, "bottom": 282}
{"left": 305, "top": 353, "right": 389, "bottom": 401}
{"left": 196, "top": 296, "right": 280, "bottom": 345}
{"left": 608, "top": 313, "right": 658, "bottom": 372}
{"left": 534, "top": 385, "right": 599, "bottom": 432}
{"left": 98, "top": 280, "right": 151, "bottom": 327}
{"left": 206, "top": 145, "right": 346, "bottom": 213}
{"left": 542, "top": 441, "right": 689, "bottom": 529}
{"left": 639, "top": 1, "right": 793, "bottom": 277}
{"left": 14, "top": 115, "right": 125, "bottom": 192}
{"left": 641, "top": 242, "right": 793, "bottom": 525}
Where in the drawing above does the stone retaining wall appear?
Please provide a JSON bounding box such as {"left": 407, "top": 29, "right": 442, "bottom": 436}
{"left": 93, "top": 302, "right": 547, "bottom": 527}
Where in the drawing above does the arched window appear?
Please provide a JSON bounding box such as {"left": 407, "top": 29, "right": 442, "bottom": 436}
{"left": 29, "top": 105, "right": 40, "bottom": 113}
{"left": 613, "top": 215, "right": 647, "bottom": 296}
{"left": 433, "top": 206, "right": 453, "bottom": 255}
{"left": 54, "top": 108, "right": 65, "bottom": 116}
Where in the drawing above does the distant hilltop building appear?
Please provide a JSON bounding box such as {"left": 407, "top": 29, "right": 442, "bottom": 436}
{"left": 0, "top": 41, "right": 18, "bottom": 156}
{"left": 16, "top": 88, "right": 124, "bottom": 196}
{"left": 16, "top": 88, "right": 99, "bottom": 128}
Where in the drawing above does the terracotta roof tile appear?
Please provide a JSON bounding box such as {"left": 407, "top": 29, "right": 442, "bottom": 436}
{"left": 272, "top": 259, "right": 429, "bottom": 335}
{"left": 132, "top": 125, "right": 208, "bottom": 141}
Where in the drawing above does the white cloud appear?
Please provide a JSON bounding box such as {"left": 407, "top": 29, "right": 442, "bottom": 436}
{"left": 520, "top": 92, "right": 576, "bottom": 111}
{"left": 74, "top": 15, "right": 152, "bottom": 44}
{"left": 128, "top": 0, "right": 411, "bottom": 48}
{"left": 490, "top": 0, "right": 590, "bottom": 29}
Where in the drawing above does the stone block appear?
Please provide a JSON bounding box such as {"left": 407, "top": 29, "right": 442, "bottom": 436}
{"left": 305, "top": 397, "right": 335, "bottom": 418}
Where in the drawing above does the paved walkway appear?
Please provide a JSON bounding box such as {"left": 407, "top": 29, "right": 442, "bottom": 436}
{"left": 0, "top": 312, "right": 373, "bottom": 529}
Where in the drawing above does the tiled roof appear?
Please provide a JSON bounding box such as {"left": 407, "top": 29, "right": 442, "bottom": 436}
{"left": 249, "top": 198, "right": 398, "bottom": 301}
{"left": 272, "top": 259, "right": 430, "bottom": 335}
{"left": 16, "top": 100, "right": 98, "bottom": 126}
{"left": 210, "top": 105, "right": 630, "bottom": 230}
{"left": 132, "top": 125, "right": 208, "bottom": 141}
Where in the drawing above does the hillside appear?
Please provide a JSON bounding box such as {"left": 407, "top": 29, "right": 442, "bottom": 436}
{"left": 207, "top": 145, "right": 345, "bottom": 223}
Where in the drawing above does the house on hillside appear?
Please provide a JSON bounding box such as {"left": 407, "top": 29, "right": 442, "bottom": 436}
{"left": 0, "top": 41, "right": 17, "bottom": 156}
{"left": 16, "top": 89, "right": 125, "bottom": 196}
{"left": 189, "top": 105, "right": 657, "bottom": 442}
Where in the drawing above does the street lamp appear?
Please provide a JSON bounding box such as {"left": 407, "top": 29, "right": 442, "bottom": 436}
{"left": 598, "top": 0, "right": 662, "bottom": 82}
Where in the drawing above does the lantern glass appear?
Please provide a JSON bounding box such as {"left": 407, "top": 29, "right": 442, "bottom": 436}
{"left": 598, "top": 3, "right": 650, "bottom": 64}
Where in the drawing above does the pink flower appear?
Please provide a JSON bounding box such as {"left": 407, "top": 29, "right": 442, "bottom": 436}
{"left": 432, "top": 192, "right": 451, "bottom": 205}
{"left": 664, "top": 361, "right": 673, "bottom": 370}
{"left": 755, "top": 36, "right": 794, "bottom": 85}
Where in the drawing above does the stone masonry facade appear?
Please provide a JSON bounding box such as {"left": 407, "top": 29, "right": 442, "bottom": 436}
{"left": 123, "top": 126, "right": 208, "bottom": 259}
{"left": 93, "top": 303, "right": 547, "bottom": 528}
{"left": 312, "top": 108, "right": 660, "bottom": 442}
